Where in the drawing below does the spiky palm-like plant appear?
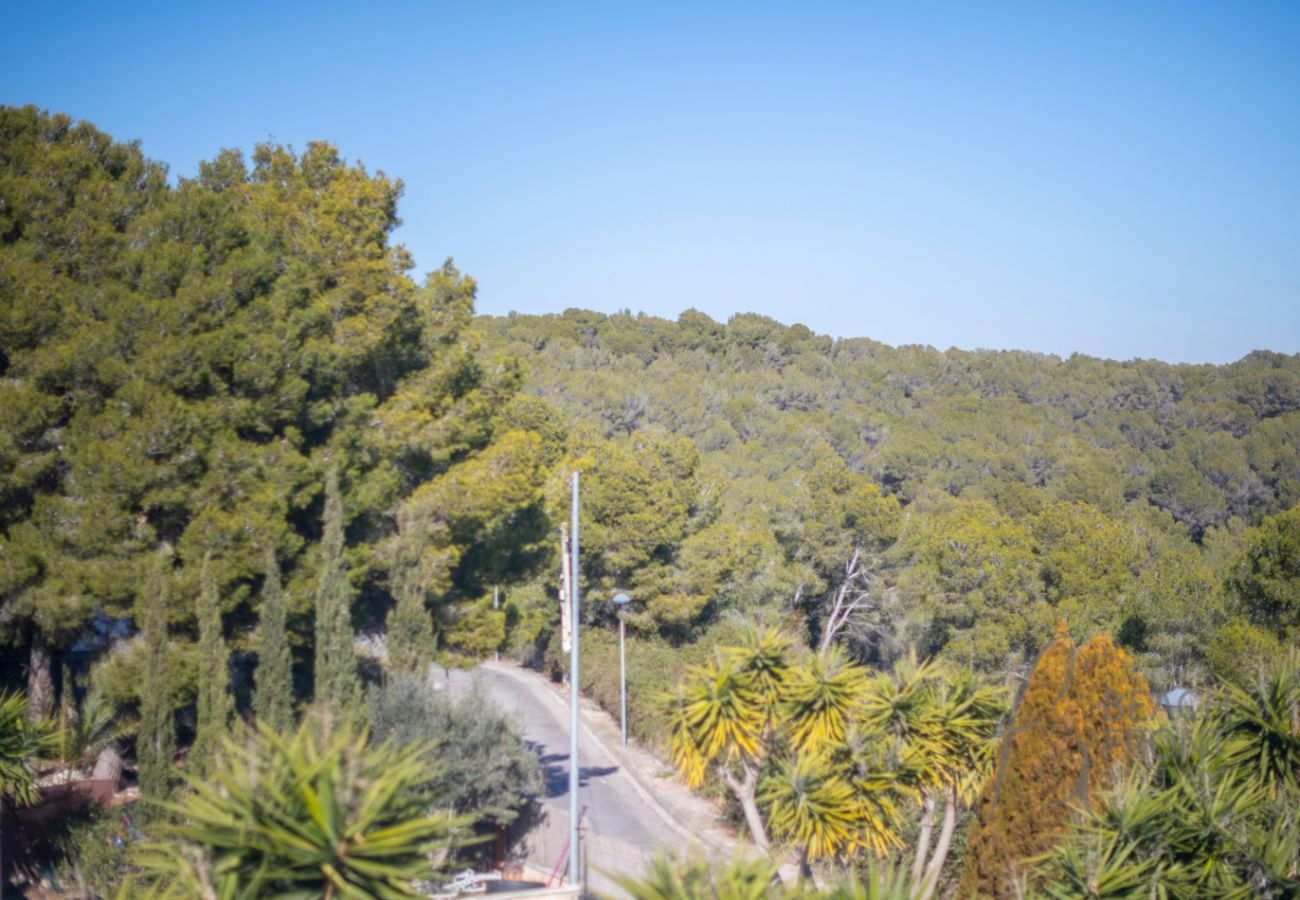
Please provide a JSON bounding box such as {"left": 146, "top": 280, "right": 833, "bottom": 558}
{"left": 1033, "top": 776, "right": 1191, "bottom": 900}
{"left": 681, "top": 659, "right": 766, "bottom": 763}
{"left": 760, "top": 754, "right": 865, "bottom": 867}
{"left": 1220, "top": 649, "right": 1300, "bottom": 799}
{"left": 0, "top": 691, "right": 55, "bottom": 890}
{"left": 855, "top": 654, "right": 1003, "bottom": 899}
{"left": 1038, "top": 683, "right": 1300, "bottom": 900}
{"left": 725, "top": 627, "right": 794, "bottom": 719}
{"left": 0, "top": 691, "right": 50, "bottom": 806}
{"left": 54, "top": 688, "right": 117, "bottom": 781}
{"left": 138, "top": 710, "right": 464, "bottom": 898}
{"left": 614, "top": 854, "right": 924, "bottom": 900}
{"left": 819, "top": 859, "right": 922, "bottom": 900}
{"left": 783, "top": 647, "right": 867, "bottom": 754}
{"left": 1036, "top": 831, "right": 1163, "bottom": 900}
{"left": 668, "top": 657, "right": 772, "bottom": 850}
{"left": 830, "top": 723, "right": 905, "bottom": 859}
{"left": 615, "top": 855, "right": 778, "bottom": 900}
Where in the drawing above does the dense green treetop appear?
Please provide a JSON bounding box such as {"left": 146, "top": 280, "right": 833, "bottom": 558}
{"left": 1, "top": 106, "right": 545, "bottom": 706}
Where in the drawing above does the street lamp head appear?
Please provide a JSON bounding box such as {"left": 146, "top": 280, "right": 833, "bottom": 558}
{"left": 611, "top": 591, "right": 632, "bottom": 607}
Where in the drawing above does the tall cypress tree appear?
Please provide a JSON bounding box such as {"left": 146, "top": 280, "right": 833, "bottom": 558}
{"left": 137, "top": 552, "right": 175, "bottom": 799}
{"left": 314, "top": 466, "right": 357, "bottom": 709}
{"left": 253, "top": 547, "right": 294, "bottom": 732}
{"left": 387, "top": 584, "right": 431, "bottom": 678}
{"left": 192, "top": 554, "right": 232, "bottom": 768}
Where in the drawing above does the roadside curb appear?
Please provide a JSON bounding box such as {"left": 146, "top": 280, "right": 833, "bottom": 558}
{"left": 481, "top": 661, "right": 724, "bottom": 852}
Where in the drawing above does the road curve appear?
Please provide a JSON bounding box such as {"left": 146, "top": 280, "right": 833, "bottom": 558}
{"left": 433, "top": 662, "right": 704, "bottom": 894}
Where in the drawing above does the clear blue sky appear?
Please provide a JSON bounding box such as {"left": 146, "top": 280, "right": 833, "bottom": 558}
{"left": 5, "top": 1, "right": 1298, "bottom": 363}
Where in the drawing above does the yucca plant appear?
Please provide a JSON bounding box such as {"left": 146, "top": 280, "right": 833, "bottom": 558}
{"left": 827, "top": 725, "right": 904, "bottom": 859}
{"left": 1033, "top": 777, "right": 1192, "bottom": 900}
{"left": 0, "top": 690, "right": 55, "bottom": 892}
{"left": 783, "top": 647, "right": 867, "bottom": 753}
{"left": 1220, "top": 649, "right": 1300, "bottom": 800}
{"left": 682, "top": 660, "right": 766, "bottom": 763}
{"left": 760, "top": 754, "right": 865, "bottom": 868}
{"left": 1035, "top": 831, "right": 1163, "bottom": 899}
{"left": 667, "top": 657, "right": 772, "bottom": 850}
{"left": 815, "top": 858, "right": 921, "bottom": 900}
{"left": 615, "top": 854, "right": 779, "bottom": 900}
{"left": 725, "top": 627, "right": 794, "bottom": 720}
{"left": 53, "top": 687, "right": 118, "bottom": 782}
{"left": 0, "top": 691, "right": 50, "bottom": 807}
{"left": 137, "top": 709, "right": 466, "bottom": 898}
{"left": 856, "top": 655, "right": 1003, "bottom": 900}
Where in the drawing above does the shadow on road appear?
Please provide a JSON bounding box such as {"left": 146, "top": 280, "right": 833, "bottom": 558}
{"left": 533, "top": 746, "right": 620, "bottom": 799}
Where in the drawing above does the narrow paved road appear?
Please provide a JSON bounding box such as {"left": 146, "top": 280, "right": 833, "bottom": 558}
{"left": 433, "top": 662, "right": 691, "bottom": 892}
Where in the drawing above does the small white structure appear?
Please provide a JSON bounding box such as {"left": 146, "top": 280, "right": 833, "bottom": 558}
{"left": 1160, "top": 688, "right": 1197, "bottom": 715}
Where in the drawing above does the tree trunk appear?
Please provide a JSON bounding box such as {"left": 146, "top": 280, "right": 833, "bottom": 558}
{"left": 26, "top": 634, "right": 54, "bottom": 722}
{"left": 721, "top": 762, "right": 771, "bottom": 853}
{"left": 919, "top": 784, "right": 960, "bottom": 900}
{"left": 910, "top": 790, "right": 937, "bottom": 889}
{"left": 92, "top": 744, "right": 124, "bottom": 789}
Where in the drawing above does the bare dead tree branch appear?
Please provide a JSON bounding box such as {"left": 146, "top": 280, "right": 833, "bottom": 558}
{"left": 818, "top": 547, "right": 880, "bottom": 655}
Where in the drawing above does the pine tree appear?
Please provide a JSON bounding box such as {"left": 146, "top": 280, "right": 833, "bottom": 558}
{"left": 192, "top": 554, "right": 233, "bottom": 768}
{"left": 314, "top": 467, "right": 357, "bottom": 709}
{"left": 137, "top": 552, "right": 176, "bottom": 799}
{"left": 959, "top": 624, "right": 1156, "bottom": 898}
{"left": 253, "top": 547, "right": 293, "bottom": 733}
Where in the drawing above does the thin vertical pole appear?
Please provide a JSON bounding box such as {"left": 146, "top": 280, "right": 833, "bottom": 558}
{"left": 493, "top": 585, "right": 500, "bottom": 663}
{"left": 568, "top": 472, "right": 581, "bottom": 886}
{"left": 619, "top": 610, "right": 627, "bottom": 746}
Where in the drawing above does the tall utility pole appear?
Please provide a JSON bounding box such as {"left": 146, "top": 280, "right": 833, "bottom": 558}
{"left": 568, "top": 472, "right": 581, "bottom": 886}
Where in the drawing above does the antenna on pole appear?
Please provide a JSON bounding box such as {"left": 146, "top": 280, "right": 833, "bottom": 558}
{"left": 567, "top": 472, "right": 582, "bottom": 887}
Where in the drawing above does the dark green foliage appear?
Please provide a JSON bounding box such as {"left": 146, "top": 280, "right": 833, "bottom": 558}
{"left": 136, "top": 553, "right": 175, "bottom": 800}
{"left": 386, "top": 582, "right": 432, "bottom": 678}
{"left": 0, "top": 106, "right": 168, "bottom": 711}
{"left": 252, "top": 547, "right": 293, "bottom": 732}
{"left": 47, "top": 805, "right": 140, "bottom": 897}
{"left": 1, "top": 106, "right": 548, "bottom": 729}
{"left": 1207, "top": 618, "right": 1281, "bottom": 685}
{"left": 367, "top": 675, "right": 541, "bottom": 827}
{"left": 191, "top": 553, "right": 232, "bottom": 769}
{"left": 479, "top": 309, "right": 1300, "bottom": 681}
{"left": 314, "top": 465, "right": 357, "bottom": 709}
{"left": 1227, "top": 505, "right": 1300, "bottom": 642}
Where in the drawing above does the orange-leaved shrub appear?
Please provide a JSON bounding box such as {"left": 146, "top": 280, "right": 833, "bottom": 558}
{"left": 959, "top": 623, "right": 1156, "bottom": 898}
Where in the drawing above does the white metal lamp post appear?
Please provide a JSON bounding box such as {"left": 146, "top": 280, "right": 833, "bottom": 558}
{"left": 611, "top": 591, "right": 631, "bottom": 746}
{"left": 568, "top": 473, "right": 581, "bottom": 886}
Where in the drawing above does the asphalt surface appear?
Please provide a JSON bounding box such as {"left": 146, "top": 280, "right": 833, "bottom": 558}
{"left": 433, "top": 662, "right": 682, "bottom": 856}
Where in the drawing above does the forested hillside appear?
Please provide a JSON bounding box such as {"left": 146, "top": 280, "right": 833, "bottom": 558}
{"left": 480, "top": 309, "right": 1300, "bottom": 688}
{"left": 3, "top": 105, "right": 1299, "bottom": 895}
